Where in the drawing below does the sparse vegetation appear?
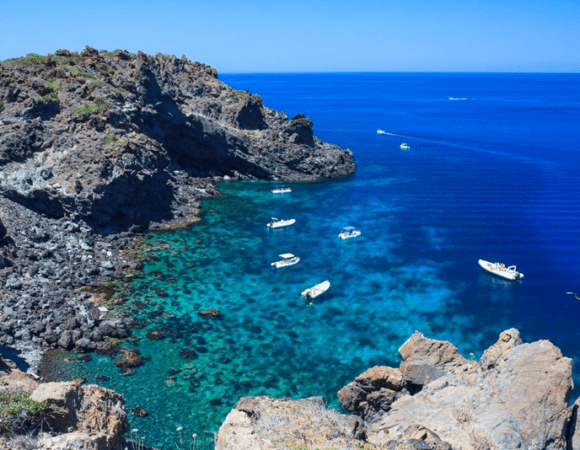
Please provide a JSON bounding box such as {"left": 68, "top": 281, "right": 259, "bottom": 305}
{"left": 73, "top": 97, "right": 113, "bottom": 115}
{"left": 106, "top": 134, "right": 115, "bottom": 148}
{"left": 64, "top": 64, "right": 97, "bottom": 79}
{"left": 44, "top": 78, "right": 64, "bottom": 91}
{"left": 0, "top": 390, "right": 48, "bottom": 435}
{"left": 38, "top": 92, "right": 58, "bottom": 102}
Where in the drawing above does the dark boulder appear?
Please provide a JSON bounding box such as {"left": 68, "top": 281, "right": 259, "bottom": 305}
{"left": 58, "top": 330, "right": 74, "bottom": 350}
{"left": 75, "top": 338, "right": 95, "bottom": 352}
{"left": 98, "top": 319, "right": 129, "bottom": 339}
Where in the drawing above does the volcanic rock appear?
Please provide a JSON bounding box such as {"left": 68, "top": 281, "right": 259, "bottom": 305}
{"left": 0, "top": 47, "right": 354, "bottom": 367}
{"left": 0, "top": 47, "right": 354, "bottom": 233}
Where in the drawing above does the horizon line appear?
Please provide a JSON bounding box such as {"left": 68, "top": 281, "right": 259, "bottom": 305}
{"left": 220, "top": 70, "right": 580, "bottom": 75}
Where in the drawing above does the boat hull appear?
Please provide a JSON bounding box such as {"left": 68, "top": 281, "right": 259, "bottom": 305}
{"left": 339, "top": 230, "right": 361, "bottom": 240}
{"left": 271, "top": 257, "right": 300, "bottom": 268}
{"left": 478, "top": 259, "right": 523, "bottom": 280}
{"left": 301, "top": 281, "right": 330, "bottom": 298}
{"left": 267, "top": 219, "right": 296, "bottom": 228}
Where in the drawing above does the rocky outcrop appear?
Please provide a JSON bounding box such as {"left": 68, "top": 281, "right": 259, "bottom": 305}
{"left": 0, "top": 354, "right": 130, "bottom": 450}
{"left": 363, "top": 329, "right": 573, "bottom": 450}
{"left": 217, "top": 329, "right": 579, "bottom": 450}
{"left": 216, "top": 396, "right": 365, "bottom": 450}
{"left": 398, "top": 330, "right": 468, "bottom": 390}
{"left": 0, "top": 47, "right": 354, "bottom": 232}
{"left": 0, "top": 47, "right": 354, "bottom": 365}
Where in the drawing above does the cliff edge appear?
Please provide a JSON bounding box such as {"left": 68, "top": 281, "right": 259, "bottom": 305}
{"left": 217, "top": 329, "right": 580, "bottom": 450}
{"left": 0, "top": 47, "right": 354, "bottom": 232}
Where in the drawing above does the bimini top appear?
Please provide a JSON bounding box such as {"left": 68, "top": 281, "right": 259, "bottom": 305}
{"left": 279, "top": 253, "right": 295, "bottom": 259}
{"left": 342, "top": 226, "right": 356, "bottom": 231}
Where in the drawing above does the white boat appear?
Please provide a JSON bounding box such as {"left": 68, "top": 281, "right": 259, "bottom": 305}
{"left": 301, "top": 280, "right": 330, "bottom": 299}
{"left": 400, "top": 143, "right": 410, "bottom": 150}
{"left": 271, "top": 253, "right": 300, "bottom": 268}
{"left": 377, "top": 129, "right": 387, "bottom": 135}
{"left": 338, "top": 226, "right": 361, "bottom": 240}
{"left": 267, "top": 217, "right": 296, "bottom": 229}
{"left": 478, "top": 259, "right": 524, "bottom": 281}
{"left": 271, "top": 185, "right": 292, "bottom": 194}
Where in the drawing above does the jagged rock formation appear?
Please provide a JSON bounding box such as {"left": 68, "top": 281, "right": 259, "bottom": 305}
{"left": 0, "top": 46, "right": 354, "bottom": 231}
{"left": 217, "top": 329, "right": 580, "bottom": 450}
{"left": 0, "top": 354, "right": 129, "bottom": 450}
{"left": 0, "top": 46, "right": 354, "bottom": 366}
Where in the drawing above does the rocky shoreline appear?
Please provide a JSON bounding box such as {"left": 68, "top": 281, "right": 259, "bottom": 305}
{"left": 216, "top": 329, "right": 580, "bottom": 450}
{"left": 0, "top": 46, "right": 355, "bottom": 370}
{"left": 1, "top": 328, "right": 579, "bottom": 449}
{"left": 4, "top": 47, "right": 579, "bottom": 450}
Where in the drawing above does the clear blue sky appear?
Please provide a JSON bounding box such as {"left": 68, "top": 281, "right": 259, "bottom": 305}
{"left": 2, "top": 0, "right": 579, "bottom": 73}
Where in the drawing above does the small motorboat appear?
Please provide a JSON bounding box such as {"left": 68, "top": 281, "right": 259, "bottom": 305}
{"left": 267, "top": 217, "right": 296, "bottom": 229}
{"left": 377, "top": 129, "right": 387, "bottom": 135}
{"left": 338, "top": 226, "right": 362, "bottom": 240}
{"left": 271, "top": 185, "right": 292, "bottom": 194}
{"left": 400, "top": 143, "right": 410, "bottom": 150}
{"left": 271, "top": 253, "right": 300, "bottom": 269}
{"left": 478, "top": 259, "right": 524, "bottom": 281}
{"left": 301, "top": 280, "right": 330, "bottom": 299}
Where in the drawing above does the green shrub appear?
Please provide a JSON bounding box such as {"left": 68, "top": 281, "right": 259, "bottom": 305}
{"left": 65, "top": 64, "right": 96, "bottom": 79}
{"left": 25, "top": 53, "right": 45, "bottom": 65}
{"left": 0, "top": 391, "right": 48, "bottom": 421}
{"left": 39, "top": 92, "right": 58, "bottom": 102}
{"left": 44, "top": 78, "right": 65, "bottom": 91}
{"left": 73, "top": 100, "right": 113, "bottom": 115}
{"left": 106, "top": 134, "right": 115, "bottom": 147}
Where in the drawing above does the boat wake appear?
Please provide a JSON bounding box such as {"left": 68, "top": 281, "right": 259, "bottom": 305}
{"left": 373, "top": 131, "right": 558, "bottom": 167}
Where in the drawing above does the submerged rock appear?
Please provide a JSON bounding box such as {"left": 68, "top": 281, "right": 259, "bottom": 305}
{"left": 115, "top": 347, "right": 143, "bottom": 373}
{"left": 132, "top": 406, "right": 149, "bottom": 417}
{"left": 198, "top": 308, "right": 220, "bottom": 318}
{"left": 180, "top": 348, "right": 198, "bottom": 359}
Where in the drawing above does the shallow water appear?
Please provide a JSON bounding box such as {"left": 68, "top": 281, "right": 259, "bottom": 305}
{"left": 64, "top": 73, "right": 580, "bottom": 449}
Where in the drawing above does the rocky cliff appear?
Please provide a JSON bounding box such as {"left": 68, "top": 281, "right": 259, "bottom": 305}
{"left": 0, "top": 47, "right": 354, "bottom": 366}
{"left": 0, "top": 47, "right": 354, "bottom": 232}
{"left": 216, "top": 329, "right": 580, "bottom": 450}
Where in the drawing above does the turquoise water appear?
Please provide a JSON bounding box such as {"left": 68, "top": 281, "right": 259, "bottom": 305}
{"left": 64, "top": 73, "right": 580, "bottom": 449}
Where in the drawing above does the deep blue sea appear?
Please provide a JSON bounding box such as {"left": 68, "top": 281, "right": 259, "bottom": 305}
{"left": 65, "top": 73, "right": 580, "bottom": 449}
